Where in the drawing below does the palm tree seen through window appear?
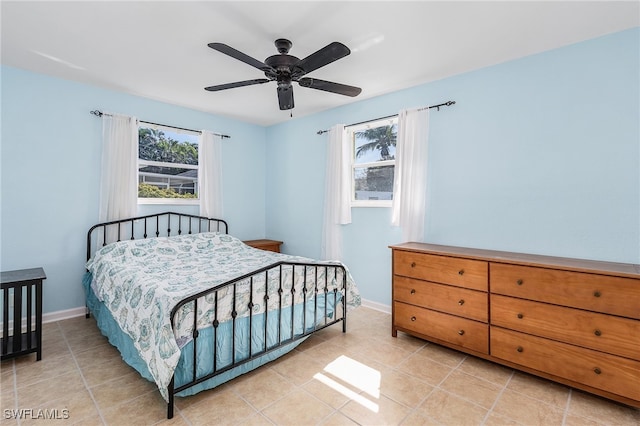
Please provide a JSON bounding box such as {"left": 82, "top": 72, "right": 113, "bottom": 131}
{"left": 350, "top": 118, "right": 397, "bottom": 204}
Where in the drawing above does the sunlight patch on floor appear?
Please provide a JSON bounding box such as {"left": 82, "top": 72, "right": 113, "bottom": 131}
{"left": 314, "top": 355, "right": 381, "bottom": 412}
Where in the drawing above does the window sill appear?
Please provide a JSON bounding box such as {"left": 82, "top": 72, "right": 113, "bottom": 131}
{"left": 138, "top": 198, "right": 199, "bottom": 205}
{"left": 351, "top": 201, "right": 392, "bottom": 208}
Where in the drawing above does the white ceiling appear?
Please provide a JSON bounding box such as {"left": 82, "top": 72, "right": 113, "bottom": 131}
{"left": 2, "top": 1, "right": 638, "bottom": 126}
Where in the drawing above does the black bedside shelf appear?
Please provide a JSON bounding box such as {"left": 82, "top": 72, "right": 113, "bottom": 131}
{"left": 1, "top": 267, "right": 46, "bottom": 361}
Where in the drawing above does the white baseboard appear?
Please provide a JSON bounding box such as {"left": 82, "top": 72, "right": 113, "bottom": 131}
{"left": 12, "top": 301, "right": 388, "bottom": 329}
{"left": 0, "top": 307, "right": 86, "bottom": 337}
{"left": 43, "top": 307, "right": 86, "bottom": 324}
{"left": 360, "top": 298, "right": 391, "bottom": 314}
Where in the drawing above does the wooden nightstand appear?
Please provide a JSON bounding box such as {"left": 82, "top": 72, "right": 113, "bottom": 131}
{"left": 1, "top": 267, "right": 46, "bottom": 361}
{"left": 243, "top": 239, "right": 283, "bottom": 253}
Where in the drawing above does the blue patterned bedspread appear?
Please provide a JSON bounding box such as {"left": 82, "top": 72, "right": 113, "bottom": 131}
{"left": 86, "top": 232, "right": 360, "bottom": 401}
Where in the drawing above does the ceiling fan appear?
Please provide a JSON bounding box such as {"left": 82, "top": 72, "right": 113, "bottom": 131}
{"left": 205, "top": 39, "right": 362, "bottom": 110}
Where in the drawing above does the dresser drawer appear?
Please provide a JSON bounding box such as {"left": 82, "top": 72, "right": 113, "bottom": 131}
{"left": 491, "top": 327, "right": 640, "bottom": 401}
{"left": 394, "top": 301, "right": 488, "bottom": 353}
{"left": 491, "top": 295, "right": 640, "bottom": 360}
{"left": 393, "top": 251, "right": 488, "bottom": 291}
{"left": 490, "top": 263, "right": 640, "bottom": 319}
{"left": 394, "top": 276, "right": 488, "bottom": 322}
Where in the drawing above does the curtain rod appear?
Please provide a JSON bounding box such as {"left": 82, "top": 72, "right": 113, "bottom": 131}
{"left": 316, "top": 100, "right": 456, "bottom": 135}
{"left": 89, "top": 110, "right": 231, "bottom": 139}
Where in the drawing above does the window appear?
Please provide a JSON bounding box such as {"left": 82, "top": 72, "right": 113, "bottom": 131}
{"left": 138, "top": 124, "right": 200, "bottom": 204}
{"left": 348, "top": 117, "right": 397, "bottom": 207}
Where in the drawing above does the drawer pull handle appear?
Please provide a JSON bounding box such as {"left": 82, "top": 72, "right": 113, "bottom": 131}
{"left": 458, "top": 269, "right": 465, "bottom": 276}
{"left": 410, "top": 289, "right": 416, "bottom": 294}
{"left": 593, "top": 367, "right": 601, "bottom": 375}
{"left": 517, "top": 313, "right": 524, "bottom": 319}
{"left": 458, "top": 299, "right": 465, "bottom": 306}
{"left": 410, "top": 262, "right": 416, "bottom": 268}
{"left": 516, "top": 346, "right": 524, "bottom": 353}
{"left": 411, "top": 316, "right": 416, "bottom": 322}
{"left": 516, "top": 279, "right": 523, "bottom": 286}
{"left": 594, "top": 329, "right": 602, "bottom": 337}
{"left": 458, "top": 330, "right": 465, "bottom": 336}
{"left": 593, "top": 291, "right": 601, "bottom": 298}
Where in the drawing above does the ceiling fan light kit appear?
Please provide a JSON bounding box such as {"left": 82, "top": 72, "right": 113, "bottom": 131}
{"left": 205, "top": 39, "right": 362, "bottom": 111}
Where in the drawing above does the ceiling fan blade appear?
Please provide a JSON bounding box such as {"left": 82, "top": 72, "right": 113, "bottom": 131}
{"left": 294, "top": 42, "right": 351, "bottom": 76}
{"left": 205, "top": 79, "right": 271, "bottom": 92}
{"left": 208, "top": 43, "right": 275, "bottom": 72}
{"left": 298, "top": 78, "right": 362, "bottom": 97}
{"left": 277, "top": 85, "right": 294, "bottom": 110}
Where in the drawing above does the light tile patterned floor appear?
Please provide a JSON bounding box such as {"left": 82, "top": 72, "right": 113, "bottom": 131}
{"left": 1, "top": 307, "right": 639, "bottom": 425}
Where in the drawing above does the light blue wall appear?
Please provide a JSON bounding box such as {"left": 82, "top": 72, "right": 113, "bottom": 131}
{"left": 1, "top": 66, "right": 267, "bottom": 314}
{"left": 2, "top": 28, "right": 638, "bottom": 315}
{"left": 266, "top": 28, "right": 640, "bottom": 307}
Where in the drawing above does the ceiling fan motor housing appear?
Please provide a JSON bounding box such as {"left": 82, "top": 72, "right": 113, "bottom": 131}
{"left": 265, "top": 54, "right": 299, "bottom": 85}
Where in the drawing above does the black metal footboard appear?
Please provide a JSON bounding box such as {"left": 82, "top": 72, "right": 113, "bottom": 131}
{"left": 167, "top": 260, "right": 347, "bottom": 418}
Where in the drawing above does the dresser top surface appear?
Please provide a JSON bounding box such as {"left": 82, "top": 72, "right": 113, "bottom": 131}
{"left": 390, "top": 242, "right": 640, "bottom": 278}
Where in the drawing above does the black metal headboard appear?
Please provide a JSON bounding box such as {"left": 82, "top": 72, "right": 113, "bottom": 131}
{"left": 86, "top": 211, "right": 228, "bottom": 260}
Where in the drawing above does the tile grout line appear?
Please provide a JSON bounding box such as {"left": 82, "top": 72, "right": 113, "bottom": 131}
{"left": 393, "top": 347, "right": 468, "bottom": 425}
{"left": 58, "top": 320, "right": 108, "bottom": 425}
{"left": 228, "top": 364, "right": 324, "bottom": 423}
{"left": 561, "top": 388, "right": 573, "bottom": 426}
{"left": 152, "top": 390, "right": 190, "bottom": 426}
{"left": 301, "top": 386, "right": 344, "bottom": 426}
{"left": 9, "top": 359, "right": 20, "bottom": 426}
{"left": 480, "top": 369, "right": 516, "bottom": 425}
{"left": 428, "top": 354, "right": 504, "bottom": 423}
{"left": 264, "top": 337, "right": 397, "bottom": 425}
{"left": 17, "top": 307, "right": 636, "bottom": 426}
{"left": 228, "top": 382, "right": 278, "bottom": 424}
{"left": 349, "top": 334, "right": 427, "bottom": 422}
{"left": 68, "top": 321, "right": 190, "bottom": 425}
{"left": 501, "top": 378, "right": 572, "bottom": 415}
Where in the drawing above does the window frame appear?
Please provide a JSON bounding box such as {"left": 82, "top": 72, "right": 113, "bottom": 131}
{"left": 347, "top": 116, "right": 398, "bottom": 208}
{"left": 137, "top": 123, "right": 201, "bottom": 205}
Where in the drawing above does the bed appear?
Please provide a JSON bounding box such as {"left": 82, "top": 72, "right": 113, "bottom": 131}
{"left": 84, "top": 211, "right": 360, "bottom": 418}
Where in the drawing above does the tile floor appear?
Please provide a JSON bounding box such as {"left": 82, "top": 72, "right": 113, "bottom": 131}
{"left": 1, "top": 307, "right": 639, "bottom": 425}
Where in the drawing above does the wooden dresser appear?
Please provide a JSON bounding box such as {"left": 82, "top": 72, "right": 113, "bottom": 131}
{"left": 390, "top": 242, "right": 640, "bottom": 407}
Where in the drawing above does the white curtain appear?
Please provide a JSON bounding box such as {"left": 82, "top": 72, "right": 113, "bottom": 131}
{"left": 321, "top": 124, "right": 352, "bottom": 260}
{"left": 198, "top": 130, "right": 224, "bottom": 218}
{"left": 99, "top": 113, "right": 138, "bottom": 240}
{"left": 391, "top": 108, "right": 430, "bottom": 242}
